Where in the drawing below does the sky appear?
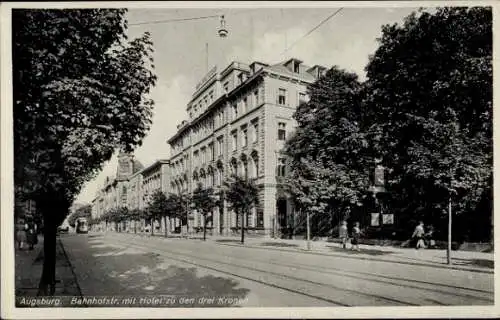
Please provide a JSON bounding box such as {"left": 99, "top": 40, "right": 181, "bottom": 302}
{"left": 75, "top": 5, "right": 418, "bottom": 204}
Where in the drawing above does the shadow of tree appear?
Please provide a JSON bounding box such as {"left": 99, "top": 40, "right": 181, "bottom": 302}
{"left": 326, "top": 246, "right": 395, "bottom": 256}
{"left": 260, "top": 242, "right": 299, "bottom": 248}
{"left": 215, "top": 239, "right": 241, "bottom": 244}
{"left": 452, "top": 258, "right": 494, "bottom": 269}
{"left": 83, "top": 239, "right": 250, "bottom": 307}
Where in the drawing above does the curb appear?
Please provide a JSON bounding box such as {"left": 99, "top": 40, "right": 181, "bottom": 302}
{"left": 206, "top": 240, "right": 494, "bottom": 274}
{"left": 57, "top": 237, "right": 87, "bottom": 303}
{"left": 102, "top": 232, "right": 494, "bottom": 274}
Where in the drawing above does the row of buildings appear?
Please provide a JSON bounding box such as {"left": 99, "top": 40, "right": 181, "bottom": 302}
{"left": 91, "top": 57, "right": 327, "bottom": 237}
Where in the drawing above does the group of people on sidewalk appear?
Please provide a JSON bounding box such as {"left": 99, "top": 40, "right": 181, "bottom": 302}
{"left": 338, "top": 220, "right": 435, "bottom": 251}
{"left": 15, "top": 216, "right": 38, "bottom": 250}
{"left": 338, "top": 221, "right": 362, "bottom": 251}
{"left": 411, "top": 221, "right": 435, "bottom": 249}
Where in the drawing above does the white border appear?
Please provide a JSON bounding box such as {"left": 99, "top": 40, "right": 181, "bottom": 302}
{"left": 1, "top": 1, "right": 499, "bottom": 319}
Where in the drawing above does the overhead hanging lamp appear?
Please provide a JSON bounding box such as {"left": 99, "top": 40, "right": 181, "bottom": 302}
{"left": 218, "top": 15, "right": 228, "bottom": 38}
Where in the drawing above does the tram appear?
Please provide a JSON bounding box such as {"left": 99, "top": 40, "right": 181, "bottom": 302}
{"left": 75, "top": 217, "right": 89, "bottom": 234}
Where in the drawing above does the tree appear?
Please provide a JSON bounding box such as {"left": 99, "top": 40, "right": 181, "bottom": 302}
{"left": 162, "top": 193, "right": 185, "bottom": 237}
{"left": 147, "top": 190, "right": 171, "bottom": 236}
{"left": 127, "top": 208, "right": 144, "bottom": 234}
{"left": 284, "top": 67, "right": 371, "bottom": 236}
{"left": 363, "top": 7, "right": 492, "bottom": 250}
{"left": 13, "top": 9, "right": 156, "bottom": 295}
{"left": 68, "top": 204, "right": 91, "bottom": 228}
{"left": 191, "top": 183, "right": 218, "bottom": 241}
{"left": 224, "top": 175, "right": 260, "bottom": 244}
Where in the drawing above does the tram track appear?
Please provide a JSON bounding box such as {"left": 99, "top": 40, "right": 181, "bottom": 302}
{"left": 108, "top": 236, "right": 430, "bottom": 306}
{"left": 107, "top": 233, "right": 493, "bottom": 304}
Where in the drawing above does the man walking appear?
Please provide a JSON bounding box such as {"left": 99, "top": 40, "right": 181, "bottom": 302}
{"left": 412, "top": 221, "right": 426, "bottom": 249}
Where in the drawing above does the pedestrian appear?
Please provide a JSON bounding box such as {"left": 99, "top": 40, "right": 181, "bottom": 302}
{"left": 15, "top": 217, "right": 27, "bottom": 250}
{"left": 351, "top": 222, "right": 361, "bottom": 251}
{"left": 426, "top": 225, "right": 435, "bottom": 249}
{"left": 26, "top": 216, "right": 37, "bottom": 250}
{"left": 412, "top": 221, "right": 426, "bottom": 249}
{"left": 339, "top": 221, "right": 349, "bottom": 249}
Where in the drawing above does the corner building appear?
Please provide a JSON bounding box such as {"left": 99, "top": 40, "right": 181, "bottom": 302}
{"left": 168, "top": 58, "right": 326, "bottom": 237}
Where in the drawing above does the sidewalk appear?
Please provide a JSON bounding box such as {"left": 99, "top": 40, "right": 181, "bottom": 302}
{"left": 109, "top": 231, "right": 493, "bottom": 274}
{"left": 101, "top": 228, "right": 496, "bottom": 274}
{"left": 207, "top": 235, "right": 494, "bottom": 273}
{"left": 15, "top": 234, "right": 82, "bottom": 300}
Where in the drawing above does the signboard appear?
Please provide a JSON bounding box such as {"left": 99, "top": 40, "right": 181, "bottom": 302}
{"left": 371, "top": 213, "right": 380, "bottom": 226}
{"left": 374, "top": 165, "right": 385, "bottom": 187}
{"left": 383, "top": 214, "right": 394, "bottom": 225}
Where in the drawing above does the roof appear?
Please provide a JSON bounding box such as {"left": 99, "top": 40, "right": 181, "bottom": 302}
{"left": 267, "top": 62, "right": 317, "bottom": 83}
{"left": 140, "top": 159, "right": 170, "bottom": 177}
{"left": 132, "top": 159, "right": 144, "bottom": 173}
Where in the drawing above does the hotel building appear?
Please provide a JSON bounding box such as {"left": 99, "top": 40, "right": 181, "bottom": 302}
{"left": 167, "top": 58, "right": 326, "bottom": 237}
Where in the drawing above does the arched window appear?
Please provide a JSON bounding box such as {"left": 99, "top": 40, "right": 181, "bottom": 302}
{"left": 230, "top": 158, "right": 237, "bottom": 176}
{"left": 251, "top": 151, "right": 259, "bottom": 178}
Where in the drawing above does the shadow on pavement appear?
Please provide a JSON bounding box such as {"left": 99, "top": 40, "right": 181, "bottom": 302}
{"left": 215, "top": 239, "right": 242, "bottom": 244}
{"left": 326, "top": 246, "right": 395, "bottom": 256}
{"left": 84, "top": 238, "right": 250, "bottom": 307}
{"left": 452, "top": 258, "right": 494, "bottom": 269}
{"left": 260, "top": 242, "right": 300, "bottom": 248}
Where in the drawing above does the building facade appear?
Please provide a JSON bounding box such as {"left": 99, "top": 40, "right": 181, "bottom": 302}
{"left": 167, "top": 58, "right": 326, "bottom": 237}
{"left": 91, "top": 151, "right": 145, "bottom": 231}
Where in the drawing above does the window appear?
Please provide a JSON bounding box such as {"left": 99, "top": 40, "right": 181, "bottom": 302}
{"left": 209, "top": 90, "right": 214, "bottom": 102}
{"left": 231, "top": 131, "right": 237, "bottom": 151}
{"left": 278, "top": 88, "right": 286, "bottom": 105}
{"left": 238, "top": 73, "right": 246, "bottom": 84}
{"left": 209, "top": 143, "right": 214, "bottom": 161}
{"left": 223, "top": 82, "right": 229, "bottom": 93}
{"left": 294, "top": 63, "right": 300, "bottom": 73}
{"left": 218, "top": 111, "right": 224, "bottom": 126}
{"left": 254, "top": 89, "right": 259, "bottom": 106}
{"left": 277, "top": 158, "right": 286, "bottom": 177}
{"left": 217, "top": 137, "right": 224, "bottom": 156}
{"left": 201, "top": 148, "right": 206, "bottom": 164}
{"left": 232, "top": 102, "right": 238, "bottom": 120}
{"left": 242, "top": 97, "right": 248, "bottom": 113}
{"left": 242, "top": 128, "right": 248, "bottom": 147}
{"left": 299, "top": 92, "right": 307, "bottom": 105}
{"left": 244, "top": 161, "right": 249, "bottom": 179}
{"left": 257, "top": 210, "right": 264, "bottom": 228}
{"left": 278, "top": 122, "right": 286, "bottom": 141}
{"left": 252, "top": 122, "right": 259, "bottom": 143}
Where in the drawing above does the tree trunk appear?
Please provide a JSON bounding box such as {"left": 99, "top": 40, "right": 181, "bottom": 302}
{"left": 241, "top": 209, "right": 245, "bottom": 244}
{"left": 38, "top": 218, "right": 56, "bottom": 296}
{"left": 36, "top": 196, "right": 68, "bottom": 297}
{"left": 151, "top": 217, "right": 154, "bottom": 236}
{"left": 203, "top": 213, "right": 207, "bottom": 241}
{"left": 164, "top": 216, "right": 168, "bottom": 238}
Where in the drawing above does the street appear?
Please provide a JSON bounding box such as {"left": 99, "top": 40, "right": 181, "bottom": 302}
{"left": 60, "top": 232, "right": 493, "bottom": 307}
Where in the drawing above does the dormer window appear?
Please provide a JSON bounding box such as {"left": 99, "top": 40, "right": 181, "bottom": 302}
{"left": 294, "top": 63, "right": 300, "bottom": 73}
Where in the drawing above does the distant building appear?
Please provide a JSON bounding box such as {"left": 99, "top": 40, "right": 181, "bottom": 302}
{"left": 91, "top": 151, "right": 145, "bottom": 230}
{"left": 167, "top": 58, "right": 326, "bottom": 237}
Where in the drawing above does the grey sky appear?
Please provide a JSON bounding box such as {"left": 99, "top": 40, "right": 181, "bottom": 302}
{"left": 75, "top": 6, "right": 418, "bottom": 204}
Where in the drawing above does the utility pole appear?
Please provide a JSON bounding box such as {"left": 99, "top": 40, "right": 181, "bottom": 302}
{"left": 205, "top": 42, "right": 209, "bottom": 72}
{"left": 447, "top": 194, "right": 452, "bottom": 265}
{"left": 306, "top": 210, "right": 311, "bottom": 251}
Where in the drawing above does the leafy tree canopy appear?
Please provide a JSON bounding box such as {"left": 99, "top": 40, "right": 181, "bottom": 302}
{"left": 13, "top": 9, "right": 157, "bottom": 224}
{"left": 223, "top": 175, "right": 260, "bottom": 214}
{"left": 363, "top": 7, "right": 492, "bottom": 225}
{"left": 284, "top": 67, "right": 371, "bottom": 219}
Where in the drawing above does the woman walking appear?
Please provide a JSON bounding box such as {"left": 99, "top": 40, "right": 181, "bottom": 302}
{"left": 15, "top": 217, "right": 27, "bottom": 250}
{"left": 351, "top": 222, "right": 361, "bottom": 251}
